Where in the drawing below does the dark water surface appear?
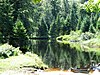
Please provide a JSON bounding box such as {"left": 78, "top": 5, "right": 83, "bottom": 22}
{"left": 29, "top": 40, "right": 100, "bottom": 69}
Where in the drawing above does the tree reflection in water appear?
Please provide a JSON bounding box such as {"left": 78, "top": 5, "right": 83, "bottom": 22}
{"left": 29, "top": 40, "right": 100, "bottom": 69}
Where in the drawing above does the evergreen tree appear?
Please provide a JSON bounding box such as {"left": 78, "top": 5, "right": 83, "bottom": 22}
{"left": 38, "top": 17, "right": 49, "bottom": 37}
{"left": 12, "top": 19, "right": 29, "bottom": 53}
{"left": 96, "top": 17, "right": 100, "bottom": 31}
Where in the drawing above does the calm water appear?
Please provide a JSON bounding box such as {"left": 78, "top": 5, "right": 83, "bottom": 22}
{"left": 29, "top": 40, "right": 100, "bottom": 69}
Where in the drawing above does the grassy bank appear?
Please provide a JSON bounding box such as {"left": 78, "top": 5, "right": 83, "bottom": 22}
{"left": 56, "top": 31, "right": 100, "bottom": 54}
{"left": 0, "top": 44, "right": 48, "bottom": 74}
{"left": 0, "top": 53, "right": 48, "bottom": 73}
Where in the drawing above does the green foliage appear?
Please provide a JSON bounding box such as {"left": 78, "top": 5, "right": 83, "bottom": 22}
{"left": 80, "top": 32, "right": 94, "bottom": 40}
{"left": 12, "top": 19, "right": 29, "bottom": 53}
{"left": 95, "top": 32, "right": 100, "bottom": 38}
{"left": 38, "top": 17, "right": 49, "bottom": 37}
{"left": 0, "top": 0, "right": 14, "bottom": 43}
{"left": 56, "top": 31, "right": 81, "bottom": 44}
{"left": 0, "top": 0, "right": 29, "bottom": 44}
{"left": 80, "top": 15, "right": 89, "bottom": 32}
{"left": 0, "top": 43, "right": 22, "bottom": 59}
{"left": 85, "top": 39, "right": 100, "bottom": 48}
{"left": 32, "top": 0, "right": 41, "bottom": 3}
{"left": 96, "top": 17, "right": 100, "bottom": 31}
{"left": 13, "top": 19, "right": 28, "bottom": 38}
{"left": 0, "top": 52, "right": 48, "bottom": 73}
{"left": 25, "top": 52, "right": 48, "bottom": 68}
{"left": 57, "top": 31, "right": 100, "bottom": 52}
{"left": 49, "top": 15, "right": 61, "bottom": 37}
{"left": 57, "top": 31, "right": 95, "bottom": 42}
{"left": 0, "top": 0, "right": 100, "bottom": 54}
{"left": 83, "top": 0, "right": 100, "bottom": 12}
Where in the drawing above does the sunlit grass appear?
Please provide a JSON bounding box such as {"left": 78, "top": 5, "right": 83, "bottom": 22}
{"left": 0, "top": 52, "right": 48, "bottom": 74}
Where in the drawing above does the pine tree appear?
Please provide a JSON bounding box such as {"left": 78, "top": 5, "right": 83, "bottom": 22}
{"left": 12, "top": 19, "right": 28, "bottom": 53}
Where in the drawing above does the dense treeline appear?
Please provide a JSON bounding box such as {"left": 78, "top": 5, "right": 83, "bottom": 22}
{"left": 0, "top": 0, "right": 100, "bottom": 52}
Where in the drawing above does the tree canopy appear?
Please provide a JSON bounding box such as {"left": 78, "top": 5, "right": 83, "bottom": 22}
{"left": 0, "top": 0, "right": 100, "bottom": 53}
{"left": 83, "top": 0, "right": 100, "bottom": 12}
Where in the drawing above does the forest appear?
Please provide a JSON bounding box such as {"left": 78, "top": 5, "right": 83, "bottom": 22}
{"left": 0, "top": 0, "right": 100, "bottom": 75}
{"left": 0, "top": 0, "right": 100, "bottom": 51}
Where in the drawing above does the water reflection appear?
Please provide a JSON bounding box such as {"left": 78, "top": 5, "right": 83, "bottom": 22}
{"left": 29, "top": 40, "right": 100, "bottom": 69}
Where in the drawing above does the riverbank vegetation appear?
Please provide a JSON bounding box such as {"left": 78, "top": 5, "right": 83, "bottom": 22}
{"left": 56, "top": 0, "right": 100, "bottom": 53}
{"left": 0, "top": 0, "right": 100, "bottom": 52}
{"left": 0, "top": 0, "right": 100, "bottom": 74}
{"left": 0, "top": 44, "right": 48, "bottom": 74}
{"left": 56, "top": 31, "right": 100, "bottom": 53}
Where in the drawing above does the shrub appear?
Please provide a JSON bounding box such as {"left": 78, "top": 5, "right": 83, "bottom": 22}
{"left": 80, "top": 32, "right": 94, "bottom": 40}
{"left": 0, "top": 43, "right": 22, "bottom": 59}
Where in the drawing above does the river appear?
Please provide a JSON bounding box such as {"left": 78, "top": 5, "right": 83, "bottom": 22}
{"left": 29, "top": 39, "right": 100, "bottom": 69}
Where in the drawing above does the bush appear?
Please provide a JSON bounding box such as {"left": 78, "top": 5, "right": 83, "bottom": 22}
{"left": 95, "top": 32, "right": 100, "bottom": 39}
{"left": 0, "top": 43, "right": 22, "bottom": 59}
{"left": 80, "top": 32, "right": 94, "bottom": 40}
